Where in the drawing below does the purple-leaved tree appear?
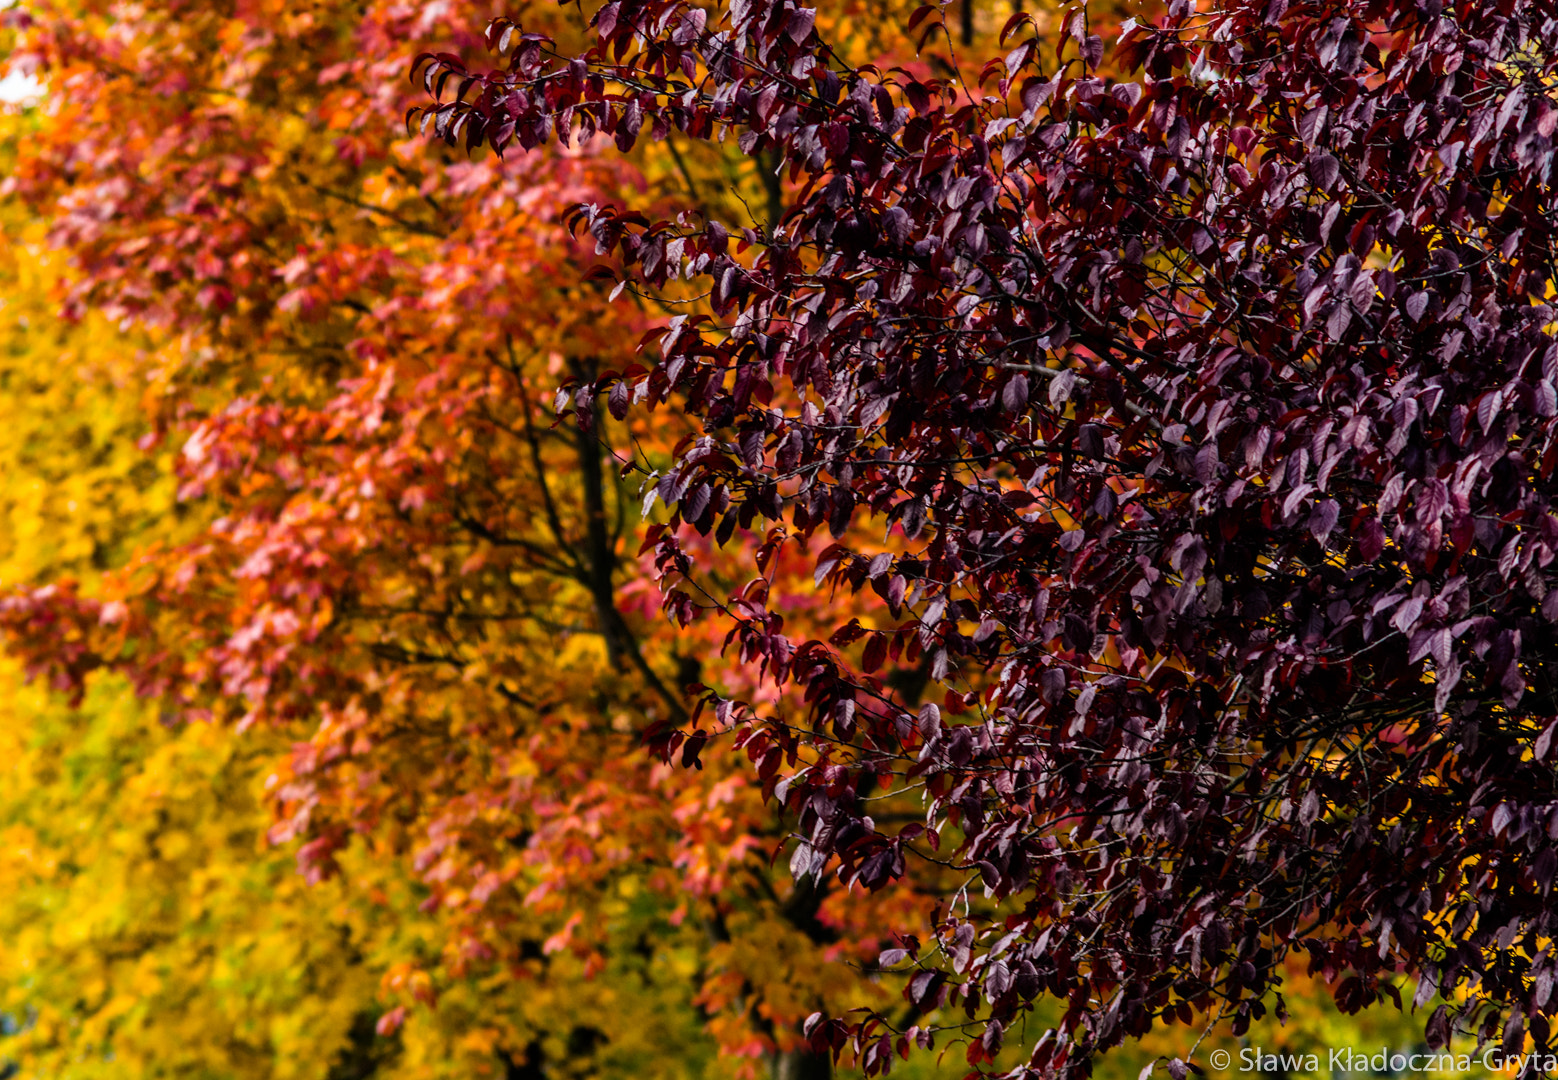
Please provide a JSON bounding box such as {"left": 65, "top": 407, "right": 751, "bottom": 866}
{"left": 416, "top": 0, "right": 1558, "bottom": 1074}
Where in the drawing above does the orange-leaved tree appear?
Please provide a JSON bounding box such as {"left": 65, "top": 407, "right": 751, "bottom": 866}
{"left": 0, "top": 0, "right": 963, "bottom": 1074}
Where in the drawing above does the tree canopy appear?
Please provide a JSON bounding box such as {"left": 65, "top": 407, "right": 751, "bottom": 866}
{"left": 410, "top": 0, "right": 1558, "bottom": 1071}
{"left": 0, "top": 0, "right": 927, "bottom": 1074}
{"left": 1, "top": 0, "right": 1554, "bottom": 1076}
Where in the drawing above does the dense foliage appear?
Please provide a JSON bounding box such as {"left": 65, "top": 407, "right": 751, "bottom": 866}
{"left": 0, "top": 171, "right": 1431, "bottom": 1080}
{"left": 5, "top": 0, "right": 1558, "bottom": 1075}
{"left": 0, "top": 0, "right": 919, "bottom": 1073}
{"left": 411, "top": 0, "right": 1558, "bottom": 1072}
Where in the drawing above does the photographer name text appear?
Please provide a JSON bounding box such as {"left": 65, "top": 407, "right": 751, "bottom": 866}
{"left": 1208, "top": 1046, "right": 1558, "bottom": 1074}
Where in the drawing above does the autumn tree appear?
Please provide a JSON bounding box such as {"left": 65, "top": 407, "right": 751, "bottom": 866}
{"left": 0, "top": 0, "right": 956, "bottom": 1074}
{"left": 412, "top": 0, "right": 1558, "bottom": 1073}
{"left": 0, "top": 209, "right": 737, "bottom": 1080}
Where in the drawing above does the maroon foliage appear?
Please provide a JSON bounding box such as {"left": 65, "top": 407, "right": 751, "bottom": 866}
{"left": 415, "top": 0, "right": 1558, "bottom": 1073}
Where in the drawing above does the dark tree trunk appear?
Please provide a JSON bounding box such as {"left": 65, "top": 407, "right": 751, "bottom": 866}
{"left": 772, "top": 1047, "right": 832, "bottom": 1080}
{"left": 502, "top": 1040, "right": 546, "bottom": 1080}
